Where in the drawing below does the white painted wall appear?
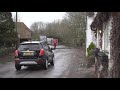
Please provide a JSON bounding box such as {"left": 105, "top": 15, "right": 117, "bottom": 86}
{"left": 102, "top": 17, "right": 112, "bottom": 59}
{"left": 108, "top": 17, "right": 112, "bottom": 59}
{"left": 86, "top": 12, "right": 97, "bottom": 56}
{"left": 103, "top": 17, "right": 113, "bottom": 74}
{"left": 96, "top": 30, "right": 100, "bottom": 48}
{"left": 86, "top": 16, "right": 95, "bottom": 56}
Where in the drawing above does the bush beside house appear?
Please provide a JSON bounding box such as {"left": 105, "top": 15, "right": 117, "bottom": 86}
{"left": 86, "top": 42, "right": 96, "bottom": 67}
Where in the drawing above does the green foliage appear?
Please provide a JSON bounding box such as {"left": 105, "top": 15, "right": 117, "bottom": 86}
{"left": 86, "top": 42, "right": 96, "bottom": 67}
{"left": 0, "top": 47, "right": 15, "bottom": 57}
{"left": 82, "top": 43, "right": 86, "bottom": 48}
{"left": 30, "top": 12, "right": 86, "bottom": 47}
{"left": 0, "top": 12, "right": 16, "bottom": 47}
{"left": 31, "top": 32, "right": 40, "bottom": 41}
{"left": 87, "top": 42, "right": 96, "bottom": 56}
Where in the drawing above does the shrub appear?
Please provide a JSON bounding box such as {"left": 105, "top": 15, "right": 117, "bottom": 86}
{"left": 87, "top": 42, "right": 96, "bottom": 56}
{"left": 86, "top": 42, "right": 96, "bottom": 67}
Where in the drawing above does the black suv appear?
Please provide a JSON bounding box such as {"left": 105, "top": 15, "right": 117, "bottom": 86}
{"left": 15, "top": 41, "right": 55, "bottom": 70}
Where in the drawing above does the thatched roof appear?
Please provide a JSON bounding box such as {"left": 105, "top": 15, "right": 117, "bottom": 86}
{"left": 90, "top": 12, "right": 111, "bottom": 31}
{"left": 17, "top": 22, "right": 32, "bottom": 39}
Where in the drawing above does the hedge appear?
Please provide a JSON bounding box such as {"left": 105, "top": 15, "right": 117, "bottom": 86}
{"left": 0, "top": 47, "right": 15, "bottom": 57}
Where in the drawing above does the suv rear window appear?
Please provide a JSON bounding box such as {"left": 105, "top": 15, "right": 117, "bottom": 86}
{"left": 18, "top": 43, "right": 42, "bottom": 51}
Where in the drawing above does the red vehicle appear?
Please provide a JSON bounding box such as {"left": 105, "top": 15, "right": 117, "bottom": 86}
{"left": 52, "top": 39, "right": 58, "bottom": 49}
{"left": 54, "top": 42, "right": 57, "bottom": 49}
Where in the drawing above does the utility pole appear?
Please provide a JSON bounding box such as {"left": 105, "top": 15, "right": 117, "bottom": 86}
{"left": 16, "top": 12, "right": 18, "bottom": 49}
{"left": 16, "top": 12, "right": 17, "bottom": 34}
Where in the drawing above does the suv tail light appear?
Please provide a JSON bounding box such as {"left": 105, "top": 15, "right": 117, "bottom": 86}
{"left": 39, "top": 49, "right": 45, "bottom": 56}
{"left": 15, "top": 50, "right": 19, "bottom": 57}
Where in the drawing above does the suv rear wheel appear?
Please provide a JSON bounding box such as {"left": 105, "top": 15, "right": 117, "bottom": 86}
{"left": 15, "top": 65, "right": 21, "bottom": 70}
{"left": 51, "top": 57, "right": 55, "bottom": 66}
{"left": 43, "top": 59, "right": 48, "bottom": 70}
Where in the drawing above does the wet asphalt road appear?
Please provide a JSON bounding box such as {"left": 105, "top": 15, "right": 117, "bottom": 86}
{"left": 0, "top": 45, "right": 95, "bottom": 78}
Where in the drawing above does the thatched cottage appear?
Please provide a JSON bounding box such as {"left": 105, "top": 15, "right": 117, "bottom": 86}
{"left": 90, "top": 12, "right": 120, "bottom": 78}
{"left": 17, "top": 22, "right": 32, "bottom": 43}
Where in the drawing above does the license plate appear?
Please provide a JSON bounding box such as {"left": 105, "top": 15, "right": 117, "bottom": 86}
{"left": 23, "top": 52, "right": 34, "bottom": 56}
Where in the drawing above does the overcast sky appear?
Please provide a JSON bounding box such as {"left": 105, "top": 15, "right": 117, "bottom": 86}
{"left": 12, "top": 12, "right": 66, "bottom": 28}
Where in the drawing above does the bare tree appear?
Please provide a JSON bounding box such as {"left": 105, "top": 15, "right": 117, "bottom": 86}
{"left": 30, "top": 22, "right": 46, "bottom": 40}
{"left": 30, "top": 12, "right": 86, "bottom": 47}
